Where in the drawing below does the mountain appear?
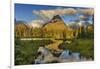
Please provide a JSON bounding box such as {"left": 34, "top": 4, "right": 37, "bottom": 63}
{"left": 50, "top": 15, "right": 63, "bottom": 22}
{"left": 14, "top": 15, "right": 93, "bottom": 39}
{"left": 43, "top": 15, "right": 67, "bottom": 30}
{"left": 42, "top": 15, "right": 74, "bottom": 39}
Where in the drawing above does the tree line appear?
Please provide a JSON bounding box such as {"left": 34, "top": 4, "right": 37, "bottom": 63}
{"left": 15, "top": 23, "right": 94, "bottom": 39}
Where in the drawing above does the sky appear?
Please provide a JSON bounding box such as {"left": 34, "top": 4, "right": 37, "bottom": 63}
{"left": 15, "top": 3, "right": 94, "bottom": 24}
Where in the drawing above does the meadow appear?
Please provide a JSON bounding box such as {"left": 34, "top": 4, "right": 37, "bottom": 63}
{"left": 61, "top": 38, "right": 94, "bottom": 59}
{"left": 15, "top": 38, "right": 53, "bottom": 65}
{"left": 15, "top": 38, "right": 94, "bottom": 65}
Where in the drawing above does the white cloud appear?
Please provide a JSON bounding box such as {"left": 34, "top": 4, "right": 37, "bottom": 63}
{"left": 33, "top": 8, "right": 77, "bottom": 22}
{"left": 78, "top": 8, "right": 94, "bottom": 15}
{"left": 32, "top": 8, "right": 94, "bottom": 24}
{"left": 29, "top": 20, "right": 44, "bottom": 28}
{"left": 31, "top": 20, "right": 44, "bottom": 23}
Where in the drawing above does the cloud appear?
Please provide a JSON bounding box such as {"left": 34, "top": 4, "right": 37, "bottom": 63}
{"left": 33, "top": 10, "right": 49, "bottom": 22}
{"left": 33, "top": 8, "right": 77, "bottom": 22}
{"left": 61, "top": 8, "right": 77, "bottom": 15}
{"left": 78, "top": 8, "right": 94, "bottom": 16}
{"left": 30, "top": 19, "right": 44, "bottom": 23}
{"left": 29, "top": 20, "right": 44, "bottom": 28}
{"left": 32, "top": 8, "right": 94, "bottom": 24}
{"left": 79, "top": 15, "right": 87, "bottom": 20}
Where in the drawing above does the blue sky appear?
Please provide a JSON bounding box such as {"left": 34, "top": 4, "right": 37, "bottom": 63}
{"left": 15, "top": 3, "right": 93, "bottom": 24}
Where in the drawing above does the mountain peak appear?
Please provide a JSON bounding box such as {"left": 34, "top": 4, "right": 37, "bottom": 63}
{"left": 42, "top": 14, "right": 68, "bottom": 32}
{"left": 49, "top": 15, "right": 63, "bottom": 23}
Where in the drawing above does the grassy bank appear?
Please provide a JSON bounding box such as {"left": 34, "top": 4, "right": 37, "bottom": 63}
{"left": 62, "top": 38, "right": 94, "bottom": 59}
{"left": 15, "top": 38, "right": 94, "bottom": 65}
{"left": 15, "top": 38, "right": 53, "bottom": 65}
